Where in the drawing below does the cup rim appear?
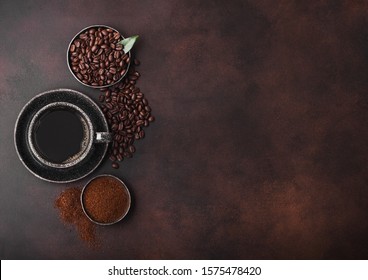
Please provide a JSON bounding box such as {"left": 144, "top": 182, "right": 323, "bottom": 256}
{"left": 27, "top": 102, "right": 94, "bottom": 169}
{"left": 80, "top": 174, "right": 131, "bottom": 226}
{"left": 67, "top": 24, "right": 131, "bottom": 89}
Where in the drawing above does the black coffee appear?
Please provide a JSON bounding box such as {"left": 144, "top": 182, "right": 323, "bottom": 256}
{"left": 34, "top": 109, "right": 85, "bottom": 163}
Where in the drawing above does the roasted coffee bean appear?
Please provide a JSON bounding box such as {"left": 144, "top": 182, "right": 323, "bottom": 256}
{"left": 123, "top": 151, "right": 132, "bottom": 158}
{"left": 97, "top": 48, "right": 104, "bottom": 56}
{"left": 113, "top": 32, "right": 121, "bottom": 40}
{"left": 109, "top": 155, "right": 117, "bottom": 161}
{"left": 134, "top": 58, "right": 140, "bottom": 65}
{"left": 110, "top": 108, "right": 119, "bottom": 114}
{"left": 112, "top": 162, "right": 119, "bottom": 169}
{"left": 113, "top": 51, "right": 120, "bottom": 59}
{"left": 80, "top": 33, "right": 88, "bottom": 40}
{"left": 109, "top": 67, "right": 117, "bottom": 74}
{"left": 129, "top": 145, "right": 135, "bottom": 153}
{"left": 91, "top": 45, "right": 98, "bottom": 53}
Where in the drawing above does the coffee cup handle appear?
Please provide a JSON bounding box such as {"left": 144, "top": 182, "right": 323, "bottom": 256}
{"left": 95, "top": 132, "right": 112, "bottom": 143}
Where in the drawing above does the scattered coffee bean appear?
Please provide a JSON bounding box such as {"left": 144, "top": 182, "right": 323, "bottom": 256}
{"left": 109, "top": 155, "right": 116, "bottom": 161}
{"left": 69, "top": 26, "right": 130, "bottom": 87}
{"left": 129, "top": 145, "right": 135, "bottom": 153}
{"left": 98, "top": 59, "right": 154, "bottom": 169}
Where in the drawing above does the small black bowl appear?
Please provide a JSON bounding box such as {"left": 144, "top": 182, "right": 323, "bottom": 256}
{"left": 80, "top": 174, "right": 131, "bottom": 226}
{"left": 67, "top": 24, "right": 131, "bottom": 89}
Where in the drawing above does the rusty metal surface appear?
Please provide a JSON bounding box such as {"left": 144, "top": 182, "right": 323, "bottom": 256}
{"left": 1, "top": 0, "right": 368, "bottom": 259}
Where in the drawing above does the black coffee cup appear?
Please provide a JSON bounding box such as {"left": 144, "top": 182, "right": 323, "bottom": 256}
{"left": 28, "top": 101, "right": 111, "bottom": 168}
{"left": 15, "top": 89, "right": 112, "bottom": 183}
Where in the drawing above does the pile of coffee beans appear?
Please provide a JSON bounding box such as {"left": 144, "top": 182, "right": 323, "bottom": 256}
{"left": 99, "top": 58, "right": 154, "bottom": 169}
{"left": 68, "top": 26, "right": 130, "bottom": 87}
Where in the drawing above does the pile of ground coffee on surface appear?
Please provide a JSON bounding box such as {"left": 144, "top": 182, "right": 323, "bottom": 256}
{"left": 55, "top": 187, "right": 98, "bottom": 247}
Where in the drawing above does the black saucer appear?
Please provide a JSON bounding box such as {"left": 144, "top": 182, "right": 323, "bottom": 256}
{"left": 14, "top": 89, "right": 109, "bottom": 183}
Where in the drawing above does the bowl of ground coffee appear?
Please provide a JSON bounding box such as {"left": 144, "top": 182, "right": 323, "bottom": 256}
{"left": 80, "top": 174, "right": 131, "bottom": 225}
{"left": 67, "top": 25, "right": 131, "bottom": 88}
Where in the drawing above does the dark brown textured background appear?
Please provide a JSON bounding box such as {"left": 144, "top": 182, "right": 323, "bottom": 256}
{"left": 1, "top": 0, "right": 368, "bottom": 259}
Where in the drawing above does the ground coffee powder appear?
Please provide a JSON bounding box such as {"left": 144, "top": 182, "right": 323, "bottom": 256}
{"left": 82, "top": 176, "right": 129, "bottom": 224}
{"left": 55, "top": 187, "right": 97, "bottom": 247}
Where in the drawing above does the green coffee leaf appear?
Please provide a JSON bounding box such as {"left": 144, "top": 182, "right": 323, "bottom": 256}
{"left": 117, "top": 35, "right": 139, "bottom": 53}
